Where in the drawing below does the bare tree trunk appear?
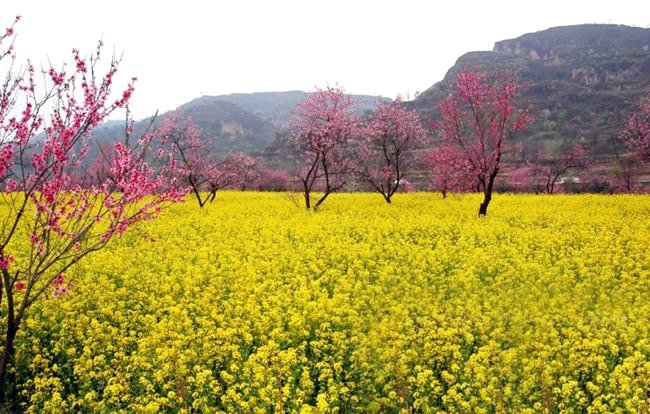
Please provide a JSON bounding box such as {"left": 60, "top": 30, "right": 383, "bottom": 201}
{"left": 303, "top": 186, "right": 311, "bottom": 210}
{"left": 189, "top": 176, "right": 207, "bottom": 208}
{"left": 0, "top": 319, "right": 18, "bottom": 405}
{"left": 478, "top": 170, "right": 498, "bottom": 217}
{"left": 313, "top": 191, "right": 331, "bottom": 211}
{"left": 548, "top": 175, "right": 559, "bottom": 195}
{"left": 478, "top": 196, "right": 490, "bottom": 216}
{"left": 0, "top": 269, "right": 19, "bottom": 405}
{"left": 192, "top": 188, "right": 206, "bottom": 208}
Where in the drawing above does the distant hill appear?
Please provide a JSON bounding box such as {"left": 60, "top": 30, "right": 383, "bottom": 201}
{"left": 412, "top": 24, "right": 650, "bottom": 160}
{"left": 91, "top": 91, "right": 390, "bottom": 157}
{"left": 176, "top": 98, "right": 278, "bottom": 155}
{"left": 193, "top": 91, "right": 388, "bottom": 127}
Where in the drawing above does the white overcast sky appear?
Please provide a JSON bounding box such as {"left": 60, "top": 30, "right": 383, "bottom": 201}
{"left": 3, "top": 0, "right": 649, "bottom": 119}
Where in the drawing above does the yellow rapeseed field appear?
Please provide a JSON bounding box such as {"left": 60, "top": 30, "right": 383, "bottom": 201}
{"left": 12, "top": 192, "right": 650, "bottom": 413}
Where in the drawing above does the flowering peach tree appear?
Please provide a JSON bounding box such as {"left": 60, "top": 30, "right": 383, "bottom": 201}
{"left": 0, "top": 18, "right": 185, "bottom": 402}
{"left": 289, "top": 87, "right": 359, "bottom": 210}
{"left": 433, "top": 68, "right": 532, "bottom": 215}
{"left": 159, "top": 112, "right": 259, "bottom": 206}
{"left": 423, "top": 143, "right": 474, "bottom": 198}
{"left": 526, "top": 144, "right": 586, "bottom": 194}
{"left": 157, "top": 112, "right": 217, "bottom": 207}
{"left": 355, "top": 99, "right": 428, "bottom": 203}
{"left": 620, "top": 90, "right": 649, "bottom": 162}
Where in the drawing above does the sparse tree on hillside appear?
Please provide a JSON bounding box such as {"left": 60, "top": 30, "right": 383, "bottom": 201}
{"left": 0, "top": 18, "right": 185, "bottom": 404}
{"left": 620, "top": 90, "right": 650, "bottom": 162}
{"left": 289, "top": 87, "right": 358, "bottom": 210}
{"left": 355, "top": 99, "right": 428, "bottom": 203}
{"left": 433, "top": 68, "right": 532, "bottom": 216}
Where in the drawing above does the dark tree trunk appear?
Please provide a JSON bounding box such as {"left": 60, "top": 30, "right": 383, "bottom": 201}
{"left": 0, "top": 320, "right": 18, "bottom": 404}
{"left": 303, "top": 189, "right": 311, "bottom": 210}
{"left": 478, "top": 170, "right": 498, "bottom": 217}
{"left": 478, "top": 196, "right": 490, "bottom": 216}
{"left": 313, "top": 191, "right": 331, "bottom": 211}
{"left": 191, "top": 186, "right": 204, "bottom": 208}
{"left": 188, "top": 176, "right": 208, "bottom": 208}
{"left": 0, "top": 268, "right": 21, "bottom": 406}
{"left": 193, "top": 189, "right": 207, "bottom": 208}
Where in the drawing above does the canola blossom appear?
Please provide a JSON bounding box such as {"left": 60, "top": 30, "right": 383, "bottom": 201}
{"left": 8, "top": 192, "right": 650, "bottom": 413}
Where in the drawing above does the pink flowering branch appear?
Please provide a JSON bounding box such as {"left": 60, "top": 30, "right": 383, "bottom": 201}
{"left": 0, "top": 20, "right": 185, "bottom": 402}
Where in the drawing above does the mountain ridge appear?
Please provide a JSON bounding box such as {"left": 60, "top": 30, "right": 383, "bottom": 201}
{"left": 92, "top": 91, "right": 391, "bottom": 157}
{"left": 413, "top": 24, "right": 650, "bottom": 160}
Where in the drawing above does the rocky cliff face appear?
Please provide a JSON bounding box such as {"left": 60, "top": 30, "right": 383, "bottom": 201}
{"left": 413, "top": 24, "right": 650, "bottom": 159}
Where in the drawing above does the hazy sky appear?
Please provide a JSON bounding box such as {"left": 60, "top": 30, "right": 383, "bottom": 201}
{"left": 3, "top": 0, "right": 649, "bottom": 119}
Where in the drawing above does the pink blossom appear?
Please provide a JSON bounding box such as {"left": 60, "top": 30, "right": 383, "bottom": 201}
{"left": 4, "top": 179, "right": 17, "bottom": 192}
{"left": 0, "top": 254, "right": 14, "bottom": 270}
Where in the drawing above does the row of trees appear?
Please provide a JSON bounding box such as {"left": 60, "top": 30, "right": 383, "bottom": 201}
{"left": 286, "top": 81, "right": 648, "bottom": 210}
{"left": 166, "top": 78, "right": 648, "bottom": 213}
{"left": 287, "top": 73, "right": 533, "bottom": 216}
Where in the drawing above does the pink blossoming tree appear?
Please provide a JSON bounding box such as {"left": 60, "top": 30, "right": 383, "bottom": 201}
{"left": 528, "top": 144, "right": 586, "bottom": 194}
{"left": 0, "top": 18, "right": 185, "bottom": 401}
{"left": 228, "top": 151, "right": 260, "bottom": 191}
{"left": 159, "top": 112, "right": 259, "bottom": 206}
{"left": 355, "top": 99, "right": 428, "bottom": 203}
{"left": 610, "top": 156, "right": 640, "bottom": 193}
{"left": 505, "top": 164, "right": 537, "bottom": 193}
{"left": 423, "top": 143, "right": 473, "bottom": 198}
{"left": 257, "top": 168, "right": 291, "bottom": 191}
{"left": 620, "top": 90, "right": 650, "bottom": 162}
{"left": 433, "top": 68, "right": 532, "bottom": 216}
{"left": 289, "top": 87, "right": 359, "bottom": 210}
{"left": 203, "top": 152, "right": 258, "bottom": 199}
{"left": 157, "top": 112, "right": 218, "bottom": 207}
